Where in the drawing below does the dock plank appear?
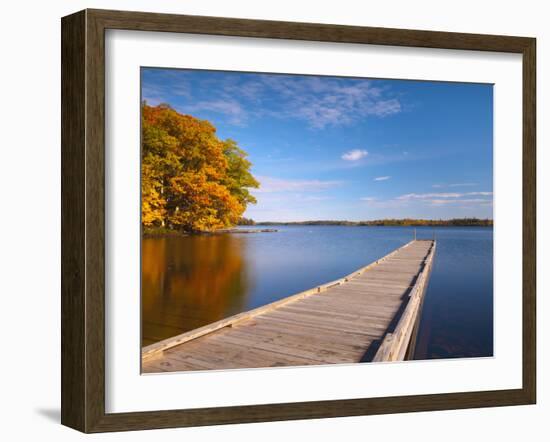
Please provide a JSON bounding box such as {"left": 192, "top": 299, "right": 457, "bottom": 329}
{"left": 142, "top": 239, "right": 435, "bottom": 373}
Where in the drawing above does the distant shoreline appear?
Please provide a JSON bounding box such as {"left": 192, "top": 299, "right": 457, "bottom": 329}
{"left": 142, "top": 227, "right": 278, "bottom": 238}
{"left": 246, "top": 218, "right": 493, "bottom": 228}
{"left": 143, "top": 218, "right": 492, "bottom": 237}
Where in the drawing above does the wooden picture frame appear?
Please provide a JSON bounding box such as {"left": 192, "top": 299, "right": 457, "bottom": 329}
{"left": 61, "top": 8, "right": 536, "bottom": 433}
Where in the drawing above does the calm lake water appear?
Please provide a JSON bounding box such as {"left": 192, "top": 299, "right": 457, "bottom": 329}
{"left": 142, "top": 226, "right": 493, "bottom": 360}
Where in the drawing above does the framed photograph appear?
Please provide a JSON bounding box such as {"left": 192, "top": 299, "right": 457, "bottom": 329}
{"left": 61, "top": 9, "right": 536, "bottom": 433}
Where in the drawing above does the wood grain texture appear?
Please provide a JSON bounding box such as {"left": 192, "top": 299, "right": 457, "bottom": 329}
{"left": 61, "top": 10, "right": 86, "bottom": 432}
{"left": 142, "top": 240, "right": 415, "bottom": 360}
{"left": 522, "top": 38, "right": 537, "bottom": 403}
{"left": 373, "top": 242, "right": 436, "bottom": 362}
{"left": 86, "top": 9, "right": 108, "bottom": 433}
{"left": 89, "top": 8, "right": 533, "bottom": 52}
{"left": 142, "top": 241, "right": 434, "bottom": 373}
{"left": 61, "top": 8, "right": 537, "bottom": 433}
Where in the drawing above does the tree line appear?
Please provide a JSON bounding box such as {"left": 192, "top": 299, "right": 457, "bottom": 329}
{"left": 242, "top": 218, "right": 493, "bottom": 227}
{"left": 142, "top": 103, "right": 259, "bottom": 232}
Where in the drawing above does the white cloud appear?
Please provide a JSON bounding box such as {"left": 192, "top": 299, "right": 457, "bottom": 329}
{"left": 449, "top": 182, "right": 478, "bottom": 187}
{"left": 184, "top": 99, "right": 247, "bottom": 125}
{"left": 467, "top": 192, "right": 493, "bottom": 196}
{"left": 360, "top": 192, "right": 493, "bottom": 212}
{"left": 142, "top": 72, "right": 192, "bottom": 105}
{"left": 342, "top": 149, "right": 368, "bottom": 161}
{"left": 374, "top": 176, "right": 391, "bottom": 181}
{"left": 253, "top": 176, "right": 343, "bottom": 193}
{"left": 144, "top": 70, "right": 403, "bottom": 129}
{"left": 222, "top": 75, "right": 402, "bottom": 129}
{"left": 432, "top": 182, "right": 478, "bottom": 188}
{"left": 426, "top": 198, "right": 491, "bottom": 206}
{"left": 398, "top": 192, "right": 462, "bottom": 200}
{"left": 397, "top": 191, "right": 492, "bottom": 200}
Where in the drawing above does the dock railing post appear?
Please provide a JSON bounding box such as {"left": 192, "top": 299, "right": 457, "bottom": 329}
{"left": 414, "top": 228, "right": 416, "bottom": 241}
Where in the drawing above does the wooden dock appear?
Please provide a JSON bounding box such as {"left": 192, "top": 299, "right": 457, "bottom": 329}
{"left": 142, "top": 239, "right": 436, "bottom": 373}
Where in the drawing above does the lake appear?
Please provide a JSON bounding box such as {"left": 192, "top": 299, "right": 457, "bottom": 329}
{"left": 142, "top": 226, "right": 493, "bottom": 361}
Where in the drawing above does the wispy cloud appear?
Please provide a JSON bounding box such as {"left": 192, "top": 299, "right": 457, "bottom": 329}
{"left": 253, "top": 176, "right": 343, "bottom": 193}
{"left": 397, "top": 191, "right": 492, "bottom": 200}
{"left": 449, "top": 183, "right": 478, "bottom": 187}
{"left": 426, "top": 198, "right": 493, "bottom": 206}
{"left": 432, "top": 182, "right": 478, "bottom": 188}
{"left": 260, "top": 76, "right": 401, "bottom": 128}
{"left": 467, "top": 191, "right": 493, "bottom": 196}
{"left": 184, "top": 99, "right": 247, "bottom": 125}
{"left": 142, "top": 71, "right": 192, "bottom": 105}
{"left": 146, "top": 70, "right": 404, "bottom": 129}
{"left": 374, "top": 176, "right": 391, "bottom": 181}
{"left": 362, "top": 191, "right": 493, "bottom": 211}
{"left": 398, "top": 192, "right": 461, "bottom": 200}
{"left": 342, "top": 149, "right": 368, "bottom": 161}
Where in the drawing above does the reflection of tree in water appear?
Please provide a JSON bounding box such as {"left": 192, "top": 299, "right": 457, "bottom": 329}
{"left": 141, "top": 235, "right": 249, "bottom": 346}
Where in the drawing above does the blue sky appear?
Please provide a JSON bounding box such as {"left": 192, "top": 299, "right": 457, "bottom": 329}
{"left": 142, "top": 68, "right": 493, "bottom": 222}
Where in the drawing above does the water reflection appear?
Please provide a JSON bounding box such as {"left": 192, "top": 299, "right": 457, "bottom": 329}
{"left": 141, "top": 226, "right": 493, "bottom": 361}
{"left": 141, "top": 234, "right": 249, "bottom": 346}
{"left": 413, "top": 230, "right": 494, "bottom": 359}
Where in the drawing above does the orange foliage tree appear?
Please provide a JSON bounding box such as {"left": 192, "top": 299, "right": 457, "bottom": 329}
{"left": 142, "top": 103, "right": 259, "bottom": 232}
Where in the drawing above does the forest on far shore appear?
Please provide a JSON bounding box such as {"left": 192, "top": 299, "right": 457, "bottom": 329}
{"left": 238, "top": 217, "right": 493, "bottom": 227}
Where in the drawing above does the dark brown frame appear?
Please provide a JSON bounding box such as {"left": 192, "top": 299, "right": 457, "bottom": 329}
{"left": 61, "top": 8, "right": 536, "bottom": 433}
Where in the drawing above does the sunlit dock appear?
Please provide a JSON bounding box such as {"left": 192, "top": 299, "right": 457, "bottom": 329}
{"left": 142, "top": 239, "right": 436, "bottom": 372}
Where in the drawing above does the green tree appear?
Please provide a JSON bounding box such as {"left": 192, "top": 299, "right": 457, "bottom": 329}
{"left": 222, "top": 139, "right": 259, "bottom": 207}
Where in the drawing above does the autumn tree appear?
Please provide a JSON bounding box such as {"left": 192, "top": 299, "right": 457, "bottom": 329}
{"left": 141, "top": 103, "right": 259, "bottom": 232}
